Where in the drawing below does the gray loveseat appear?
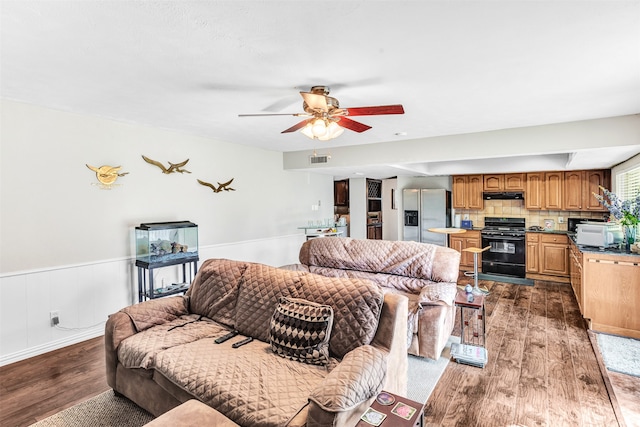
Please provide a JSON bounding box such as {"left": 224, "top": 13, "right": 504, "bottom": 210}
{"left": 105, "top": 258, "right": 408, "bottom": 427}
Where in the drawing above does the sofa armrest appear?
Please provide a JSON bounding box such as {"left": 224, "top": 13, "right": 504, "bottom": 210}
{"left": 104, "top": 296, "right": 189, "bottom": 390}
{"left": 121, "top": 295, "right": 189, "bottom": 332}
{"left": 308, "top": 345, "right": 387, "bottom": 413}
{"left": 417, "top": 281, "right": 457, "bottom": 307}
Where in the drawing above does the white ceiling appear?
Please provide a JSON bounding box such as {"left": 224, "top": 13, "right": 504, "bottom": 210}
{"left": 2, "top": 1, "right": 640, "bottom": 178}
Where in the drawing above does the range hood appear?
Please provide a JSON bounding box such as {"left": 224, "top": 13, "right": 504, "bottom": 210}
{"left": 483, "top": 192, "right": 524, "bottom": 200}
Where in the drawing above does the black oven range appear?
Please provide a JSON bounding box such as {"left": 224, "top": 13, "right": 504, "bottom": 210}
{"left": 481, "top": 217, "right": 526, "bottom": 278}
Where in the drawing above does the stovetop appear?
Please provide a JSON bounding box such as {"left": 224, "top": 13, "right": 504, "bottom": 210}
{"left": 482, "top": 217, "right": 526, "bottom": 236}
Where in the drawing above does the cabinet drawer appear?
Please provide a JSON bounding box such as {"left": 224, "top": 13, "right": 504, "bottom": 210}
{"left": 526, "top": 233, "right": 540, "bottom": 242}
{"left": 540, "top": 234, "right": 568, "bottom": 244}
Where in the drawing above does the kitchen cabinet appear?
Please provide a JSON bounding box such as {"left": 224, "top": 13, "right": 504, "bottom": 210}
{"left": 526, "top": 233, "right": 540, "bottom": 273}
{"left": 563, "top": 170, "right": 610, "bottom": 211}
{"left": 452, "top": 175, "right": 483, "bottom": 210}
{"left": 504, "top": 173, "right": 525, "bottom": 191}
{"left": 544, "top": 172, "right": 564, "bottom": 210}
{"left": 525, "top": 173, "right": 545, "bottom": 210}
{"left": 584, "top": 169, "right": 610, "bottom": 211}
{"left": 483, "top": 175, "right": 503, "bottom": 192}
{"left": 525, "top": 232, "right": 569, "bottom": 282}
{"left": 483, "top": 173, "right": 525, "bottom": 192}
{"left": 564, "top": 171, "right": 583, "bottom": 210}
{"left": 367, "top": 224, "right": 382, "bottom": 240}
{"left": 334, "top": 179, "right": 349, "bottom": 207}
{"left": 569, "top": 241, "right": 583, "bottom": 312}
{"left": 540, "top": 233, "right": 569, "bottom": 276}
{"left": 450, "top": 230, "right": 482, "bottom": 270}
{"left": 526, "top": 169, "right": 610, "bottom": 212}
{"left": 572, "top": 241, "right": 640, "bottom": 339}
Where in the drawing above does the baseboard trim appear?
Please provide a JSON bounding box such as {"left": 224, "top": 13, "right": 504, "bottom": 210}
{"left": 0, "top": 326, "right": 104, "bottom": 367}
{"left": 478, "top": 273, "right": 534, "bottom": 286}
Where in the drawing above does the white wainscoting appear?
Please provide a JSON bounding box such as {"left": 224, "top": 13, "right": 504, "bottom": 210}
{"left": 0, "top": 234, "right": 306, "bottom": 366}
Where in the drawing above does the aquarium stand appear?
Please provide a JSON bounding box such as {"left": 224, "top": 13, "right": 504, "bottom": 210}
{"left": 134, "top": 220, "right": 199, "bottom": 303}
{"left": 136, "top": 258, "right": 199, "bottom": 302}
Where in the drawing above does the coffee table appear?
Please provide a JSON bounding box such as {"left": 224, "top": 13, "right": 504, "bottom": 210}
{"left": 356, "top": 390, "right": 424, "bottom": 427}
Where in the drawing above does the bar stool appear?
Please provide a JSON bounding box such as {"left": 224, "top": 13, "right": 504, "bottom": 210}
{"left": 462, "top": 246, "right": 490, "bottom": 294}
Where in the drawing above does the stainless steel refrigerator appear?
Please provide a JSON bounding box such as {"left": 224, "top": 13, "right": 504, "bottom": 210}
{"left": 403, "top": 189, "right": 451, "bottom": 246}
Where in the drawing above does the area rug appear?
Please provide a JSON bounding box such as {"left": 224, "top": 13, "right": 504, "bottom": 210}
{"left": 595, "top": 333, "right": 640, "bottom": 378}
{"left": 29, "top": 390, "right": 154, "bottom": 427}
{"left": 31, "top": 339, "right": 456, "bottom": 426}
{"left": 406, "top": 335, "right": 459, "bottom": 403}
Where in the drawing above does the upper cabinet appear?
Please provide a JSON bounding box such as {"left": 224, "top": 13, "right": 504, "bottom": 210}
{"left": 525, "top": 169, "right": 610, "bottom": 211}
{"left": 584, "top": 170, "right": 610, "bottom": 212}
{"left": 564, "top": 171, "right": 583, "bottom": 210}
{"left": 453, "top": 175, "right": 483, "bottom": 209}
{"left": 525, "top": 173, "right": 545, "bottom": 210}
{"left": 456, "top": 169, "right": 610, "bottom": 212}
{"left": 334, "top": 179, "right": 349, "bottom": 207}
{"left": 544, "top": 171, "right": 564, "bottom": 210}
{"left": 483, "top": 173, "right": 525, "bottom": 192}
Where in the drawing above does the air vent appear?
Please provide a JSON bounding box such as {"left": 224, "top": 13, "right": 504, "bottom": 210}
{"left": 309, "top": 155, "right": 330, "bottom": 165}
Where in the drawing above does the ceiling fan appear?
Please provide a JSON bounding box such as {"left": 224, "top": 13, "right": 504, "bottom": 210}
{"left": 238, "top": 86, "right": 404, "bottom": 141}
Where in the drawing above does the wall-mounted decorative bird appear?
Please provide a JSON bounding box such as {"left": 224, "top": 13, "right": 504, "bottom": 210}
{"left": 197, "top": 178, "right": 235, "bottom": 193}
{"left": 86, "top": 164, "right": 129, "bottom": 188}
{"left": 142, "top": 155, "right": 191, "bottom": 174}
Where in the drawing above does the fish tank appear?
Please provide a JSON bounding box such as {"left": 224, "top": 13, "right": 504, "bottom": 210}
{"left": 135, "top": 221, "right": 198, "bottom": 268}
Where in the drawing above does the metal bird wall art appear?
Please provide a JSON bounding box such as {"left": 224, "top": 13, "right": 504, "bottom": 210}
{"left": 141, "top": 155, "right": 191, "bottom": 174}
{"left": 197, "top": 178, "right": 236, "bottom": 193}
{"left": 86, "top": 164, "right": 129, "bottom": 189}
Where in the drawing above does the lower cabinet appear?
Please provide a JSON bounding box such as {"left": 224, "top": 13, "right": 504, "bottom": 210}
{"left": 526, "top": 232, "right": 570, "bottom": 282}
{"left": 569, "top": 242, "right": 583, "bottom": 312}
{"left": 367, "top": 224, "right": 382, "bottom": 239}
{"left": 540, "top": 234, "right": 570, "bottom": 276}
{"left": 573, "top": 241, "right": 640, "bottom": 339}
{"left": 450, "top": 230, "right": 482, "bottom": 271}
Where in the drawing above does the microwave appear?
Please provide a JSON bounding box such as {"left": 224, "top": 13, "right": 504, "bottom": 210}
{"left": 576, "top": 223, "right": 623, "bottom": 248}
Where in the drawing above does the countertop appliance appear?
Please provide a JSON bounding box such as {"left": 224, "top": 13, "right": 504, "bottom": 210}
{"left": 403, "top": 189, "right": 451, "bottom": 246}
{"left": 568, "top": 217, "right": 605, "bottom": 233}
{"left": 481, "top": 217, "right": 526, "bottom": 278}
{"left": 576, "top": 222, "right": 623, "bottom": 248}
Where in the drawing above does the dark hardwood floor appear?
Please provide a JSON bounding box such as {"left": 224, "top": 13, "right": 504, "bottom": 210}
{"left": 0, "top": 278, "right": 637, "bottom": 427}
{"left": 0, "top": 337, "right": 109, "bottom": 426}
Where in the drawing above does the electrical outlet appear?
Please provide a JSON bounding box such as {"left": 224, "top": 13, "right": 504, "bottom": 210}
{"left": 558, "top": 217, "right": 564, "bottom": 224}
{"left": 50, "top": 311, "right": 59, "bottom": 327}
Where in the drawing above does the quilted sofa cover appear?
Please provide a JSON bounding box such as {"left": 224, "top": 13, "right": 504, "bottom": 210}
{"left": 105, "top": 258, "right": 408, "bottom": 427}
{"left": 291, "top": 237, "right": 460, "bottom": 359}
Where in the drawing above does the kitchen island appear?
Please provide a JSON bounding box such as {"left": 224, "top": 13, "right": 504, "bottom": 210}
{"left": 569, "top": 238, "right": 640, "bottom": 339}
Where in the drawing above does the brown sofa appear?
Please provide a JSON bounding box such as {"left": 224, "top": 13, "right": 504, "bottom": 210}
{"left": 105, "top": 258, "right": 408, "bottom": 427}
{"left": 285, "top": 238, "right": 460, "bottom": 360}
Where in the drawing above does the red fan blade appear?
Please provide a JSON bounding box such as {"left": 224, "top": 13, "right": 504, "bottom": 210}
{"left": 300, "top": 92, "right": 328, "bottom": 112}
{"left": 281, "top": 119, "right": 311, "bottom": 133}
{"left": 344, "top": 104, "right": 404, "bottom": 116}
{"left": 338, "top": 117, "right": 372, "bottom": 133}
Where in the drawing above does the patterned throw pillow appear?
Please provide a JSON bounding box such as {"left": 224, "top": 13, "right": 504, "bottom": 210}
{"left": 269, "top": 297, "right": 334, "bottom": 366}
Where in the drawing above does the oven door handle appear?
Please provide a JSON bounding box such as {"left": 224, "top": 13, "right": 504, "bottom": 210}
{"left": 482, "top": 234, "right": 523, "bottom": 241}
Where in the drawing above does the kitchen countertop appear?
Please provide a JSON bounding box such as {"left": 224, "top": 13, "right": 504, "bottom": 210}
{"left": 525, "top": 229, "right": 568, "bottom": 235}
{"left": 524, "top": 229, "right": 640, "bottom": 257}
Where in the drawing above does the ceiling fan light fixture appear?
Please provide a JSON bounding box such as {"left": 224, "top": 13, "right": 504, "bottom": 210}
{"left": 323, "top": 121, "right": 344, "bottom": 140}
{"left": 301, "top": 118, "right": 345, "bottom": 141}
{"left": 311, "top": 118, "right": 327, "bottom": 137}
{"left": 301, "top": 122, "right": 315, "bottom": 139}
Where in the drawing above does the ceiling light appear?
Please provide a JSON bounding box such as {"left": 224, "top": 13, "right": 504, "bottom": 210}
{"left": 301, "top": 118, "right": 344, "bottom": 141}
